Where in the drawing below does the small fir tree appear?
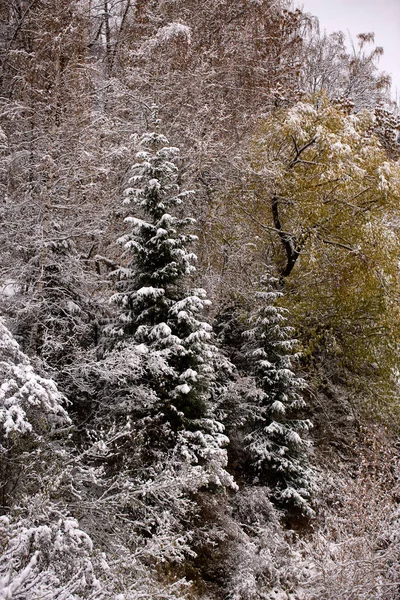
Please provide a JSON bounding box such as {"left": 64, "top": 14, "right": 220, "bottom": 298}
{"left": 244, "top": 279, "right": 314, "bottom": 515}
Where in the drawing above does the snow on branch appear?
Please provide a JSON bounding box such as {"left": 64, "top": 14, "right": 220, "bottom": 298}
{"left": 0, "top": 320, "right": 70, "bottom": 440}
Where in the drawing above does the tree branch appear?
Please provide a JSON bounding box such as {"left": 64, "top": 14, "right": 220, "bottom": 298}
{"left": 289, "top": 137, "right": 317, "bottom": 168}
{"left": 271, "top": 195, "right": 300, "bottom": 277}
{"left": 109, "top": 0, "right": 132, "bottom": 75}
{"left": 320, "top": 237, "right": 358, "bottom": 252}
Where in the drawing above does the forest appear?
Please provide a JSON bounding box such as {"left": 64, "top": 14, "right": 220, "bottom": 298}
{"left": 1, "top": 1, "right": 400, "bottom": 598}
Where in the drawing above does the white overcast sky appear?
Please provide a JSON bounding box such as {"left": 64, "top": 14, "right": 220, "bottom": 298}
{"left": 297, "top": 0, "right": 400, "bottom": 100}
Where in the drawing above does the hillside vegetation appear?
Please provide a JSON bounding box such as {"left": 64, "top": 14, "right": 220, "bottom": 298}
{"left": 1, "top": 2, "right": 400, "bottom": 598}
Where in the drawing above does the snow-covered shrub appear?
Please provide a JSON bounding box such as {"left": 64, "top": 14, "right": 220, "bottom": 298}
{"left": 2, "top": 230, "right": 100, "bottom": 382}
{"left": 299, "top": 427, "right": 400, "bottom": 599}
{"left": 0, "top": 318, "right": 71, "bottom": 506}
{"left": 0, "top": 493, "right": 195, "bottom": 600}
{"left": 0, "top": 497, "right": 105, "bottom": 600}
{"left": 189, "top": 486, "right": 307, "bottom": 600}
{"left": 0, "top": 319, "right": 70, "bottom": 440}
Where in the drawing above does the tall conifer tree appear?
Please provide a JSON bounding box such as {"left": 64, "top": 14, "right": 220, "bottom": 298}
{"left": 110, "top": 120, "right": 235, "bottom": 487}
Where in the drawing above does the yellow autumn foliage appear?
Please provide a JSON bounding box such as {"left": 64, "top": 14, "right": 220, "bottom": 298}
{"left": 210, "top": 94, "right": 400, "bottom": 410}
{"left": 249, "top": 95, "right": 400, "bottom": 409}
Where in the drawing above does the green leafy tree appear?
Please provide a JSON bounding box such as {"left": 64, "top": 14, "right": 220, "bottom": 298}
{"left": 241, "top": 94, "right": 400, "bottom": 411}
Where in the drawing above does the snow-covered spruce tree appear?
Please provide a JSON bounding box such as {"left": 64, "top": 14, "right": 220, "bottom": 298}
{"left": 110, "top": 128, "right": 233, "bottom": 435}
{"left": 244, "top": 278, "right": 315, "bottom": 515}
{"left": 82, "top": 126, "right": 237, "bottom": 593}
